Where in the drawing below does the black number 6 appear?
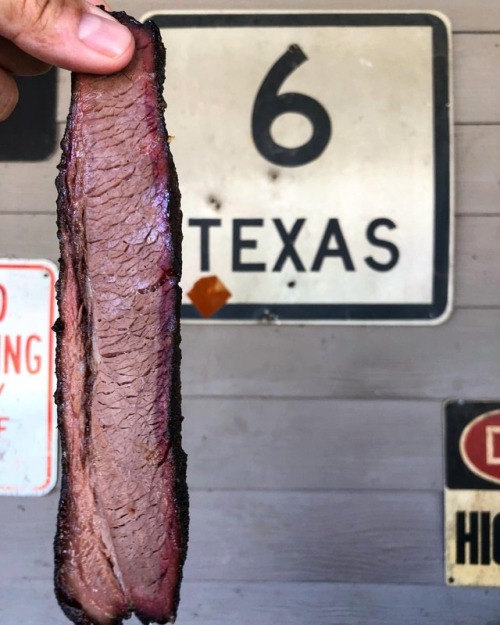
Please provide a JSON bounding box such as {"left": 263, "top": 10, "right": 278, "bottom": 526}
{"left": 251, "top": 44, "right": 332, "bottom": 167}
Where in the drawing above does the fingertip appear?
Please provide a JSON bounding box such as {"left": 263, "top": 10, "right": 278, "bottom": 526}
{"left": 0, "top": 69, "right": 19, "bottom": 121}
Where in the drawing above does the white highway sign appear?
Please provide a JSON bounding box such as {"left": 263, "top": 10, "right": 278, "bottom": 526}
{"left": 145, "top": 11, "right": 453, "bottom": 323}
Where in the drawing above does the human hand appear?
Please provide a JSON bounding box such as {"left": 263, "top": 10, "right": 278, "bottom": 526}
{"left": 0, "top": 0, "right": 135, "bottom": 120}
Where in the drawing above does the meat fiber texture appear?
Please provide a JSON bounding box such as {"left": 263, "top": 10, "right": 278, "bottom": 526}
{"left": 54, "top": 11, "right": 188, "bottom": 625}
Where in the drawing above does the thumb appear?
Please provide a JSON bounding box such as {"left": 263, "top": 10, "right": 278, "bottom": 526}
{"left": 0, "top": 1, "right": 135, "bottom": 74}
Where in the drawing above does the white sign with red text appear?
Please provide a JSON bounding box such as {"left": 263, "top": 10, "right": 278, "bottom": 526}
{"left": 0, "top": 260, "right": 57, "bottom": 496}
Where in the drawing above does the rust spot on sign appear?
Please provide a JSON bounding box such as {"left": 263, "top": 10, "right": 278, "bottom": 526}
{"left": 187, "top": 276, "right": 231, "bottom": 318}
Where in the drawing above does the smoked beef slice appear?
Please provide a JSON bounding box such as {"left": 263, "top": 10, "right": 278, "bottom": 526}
{"left": 54, "top": 11, "right": 188, "bottom": 625}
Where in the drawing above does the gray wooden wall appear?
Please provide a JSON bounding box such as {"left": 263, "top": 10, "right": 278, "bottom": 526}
{"left": 1, "top": 1, "right": 500, "bottom": 623}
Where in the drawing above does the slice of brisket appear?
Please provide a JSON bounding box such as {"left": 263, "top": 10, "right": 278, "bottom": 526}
{"left": 54, "top": 12, "right": 188, "bottom": 625}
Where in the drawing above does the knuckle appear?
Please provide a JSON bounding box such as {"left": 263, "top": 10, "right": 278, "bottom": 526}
{"left": 31, "top": 0, "right": 61, "bottom": 32}
{"left": 17, "top": 0, "right": 76, "bottom": 34}
{"left": 2, "top": 0, "right": 83, "bottom": 42}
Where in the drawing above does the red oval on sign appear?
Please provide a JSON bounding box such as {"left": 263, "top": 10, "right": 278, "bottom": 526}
{"left": 460, "top": 410, "right": 500, "bottom": 485}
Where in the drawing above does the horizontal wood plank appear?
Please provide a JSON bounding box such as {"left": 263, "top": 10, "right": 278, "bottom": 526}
{"left": 2, "top": 581, "right": 499, "bottom": 625}
{"left": 452, "top": 34, "right": 500, "bottom": 123}
{"left": 455, "top": 216, "right": 500, "bottom": 305}
{"left": 183, "top": 398, "right": 443, "bottom": 491}
{"left": 0, "top": 214, "right": 58, "bottom": 260}
{"left": 180, "top": 309, "right": 499, "bottom": 399}
{"left": 123, "top": 0, "right": 500, "bottom": 33}
{"left": 1, "top": 490, "right": 443, "bottom": 585}
{"left": 183, "top": 490, "right": 444, "bottom": 583}
{"left": 0, "top": 133, "right": 61, "bottom": 215}
{"left": 455, "top": 125, "right": 500, "bottom": 215}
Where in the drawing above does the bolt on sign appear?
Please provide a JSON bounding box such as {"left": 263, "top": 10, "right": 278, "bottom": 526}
{"left": 144, "top": 10, "right": 453, "bottom": 324}
{"left": 444, "top": 401, "right": 500, "bottom": 586}
{"left": 0, "top": 261, "right": 58, "bottom": 496}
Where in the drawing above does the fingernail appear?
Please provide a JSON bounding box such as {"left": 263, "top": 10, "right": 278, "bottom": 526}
{"left": 78, "top": 12, "right": 133, "bottom": 58}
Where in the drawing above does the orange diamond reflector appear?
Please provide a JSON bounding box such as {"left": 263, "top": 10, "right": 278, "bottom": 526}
{"left": 187, "top": 275, "right": 232, "bottom": 318}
